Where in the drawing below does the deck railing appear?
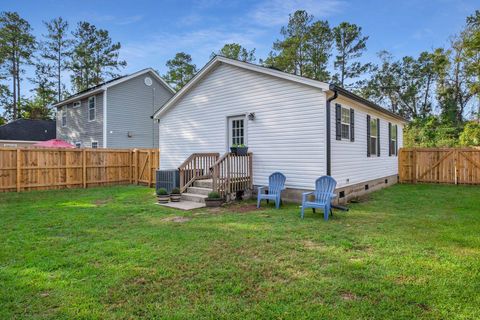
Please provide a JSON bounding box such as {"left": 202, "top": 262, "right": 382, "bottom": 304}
{"left": 211, "top": 152, "right": 253, "bottom": 198}
{"left": 178, "top": 153, "right": 219, "bottom": 192}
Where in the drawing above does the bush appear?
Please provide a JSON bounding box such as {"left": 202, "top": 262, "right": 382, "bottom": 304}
{"left": 170, "top": 188, "right": 180, "bottom": 194}
{"left": 207, "top": 191, "right": 221, "bottom": 199}
{"left": 156, "top": 188, "right": 168, "bottom": 196}
{"left": 459, "top": 121, "right": 480, "bottom": 146}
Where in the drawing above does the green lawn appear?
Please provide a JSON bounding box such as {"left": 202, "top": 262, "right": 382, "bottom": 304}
{"left": 1, "top": 184, "right": 479, "bottom": 319}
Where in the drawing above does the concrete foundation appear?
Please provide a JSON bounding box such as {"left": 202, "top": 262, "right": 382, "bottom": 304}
{"left": 253, "top": 174, "right": 399, "bottom": 204}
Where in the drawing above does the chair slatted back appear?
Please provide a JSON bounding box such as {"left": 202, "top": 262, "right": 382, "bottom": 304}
{"left": 269, "top": 172, "right": 286, "bottom": 195}
{"left": 314, "top": 176, "right": 337, "bottom": 203}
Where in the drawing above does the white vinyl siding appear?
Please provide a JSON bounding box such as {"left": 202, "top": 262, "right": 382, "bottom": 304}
{"left": 331, "top": 96, "right": 404, "bottom": 188}
{"left": 159, "top": 63, "right": 326, "bottom": 190}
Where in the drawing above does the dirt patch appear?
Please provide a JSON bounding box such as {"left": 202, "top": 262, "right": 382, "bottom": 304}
{"left": 93, "top": 197, "right": 113, "bottom": 206}
{"left": 341, "top": 292, "right": 358, "bottom": 301}
{"left": 39, "top": 292, "right": 50, "bottom": 298}
{"left": 161, "top": 216, "right": 191, "bottom": 223}
{"left": 227, "top": 204, "right": 261, "bottom": 213}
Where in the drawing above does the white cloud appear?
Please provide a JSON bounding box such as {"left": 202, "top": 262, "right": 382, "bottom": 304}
{"left": 250, "top": 0, "right": 345, "bottom": 27}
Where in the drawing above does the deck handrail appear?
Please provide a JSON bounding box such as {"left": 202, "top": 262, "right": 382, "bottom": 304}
{"left": 211, "top": 152, "right": 253, "bottom": 199}
{"left": 178, "top": 153, "right": 219, "bottom": 192}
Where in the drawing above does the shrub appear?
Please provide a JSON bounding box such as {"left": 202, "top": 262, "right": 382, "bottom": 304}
{"left": 459, "top": 121, "right": 480, "bottom": 146}
{"left": 156, "top": 188, "right": 168, "bottom": 196}
{"left": 207, "top": 191, "right": 221, "bottom": 199}
{"left": 231, "top": 144, "right": 246, "bottom": 148}
{"left": 170, "top": 188, "right": 181, "bottom": 194}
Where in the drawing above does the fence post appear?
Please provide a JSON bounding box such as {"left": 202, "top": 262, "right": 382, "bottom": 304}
{"left": 82, "top": 149, "right": 87, "bottom": 188}
{"left": 149, "top": 150, "right": 153, "bottom": 187}
{"left": 412, "top": 149, "right": 417, "bottom": 184}
{"left": 454, "top": 149, "right": 458, "bottom": 185}
{"left": 135, "top": 149, "right": 139, "bottom": 185}
{"left": 16, "top": 149, "right": 21, "bottom": 192}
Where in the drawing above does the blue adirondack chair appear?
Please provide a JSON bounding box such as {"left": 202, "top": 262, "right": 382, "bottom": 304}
{"left": 257, "top": 172, "right": 286, "bottom": 209}
{"left": 301, "top": 176, "right": 337, "bottom": 220}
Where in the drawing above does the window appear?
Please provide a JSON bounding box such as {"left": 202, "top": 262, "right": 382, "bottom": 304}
{"left": 88, "top": 96, "right": 96, "bottom": 121}
{"left": 389, "top": 123, "right": 398, "bottom": 156}
{"left": 73, "top": 101, "right": 81, "bottom": 108}
{"left": 336, "top": 104, "right": 354, "bottom": 141}
{"left": 75, "top": 142, "right": 81, "bottom": 148}
{"left": 370, "top": 118, "right": 378, "bottom": 156}
{"left": 230, "top": 117, "right": 245, "bottom": 146}
{"left": 341, "top": 107, "right": 350, "bottom": 140}
{"left": 91, "top": 141, "right": 98, "bottom": 149}
{"left": 61, "top": 107, "right": 67, "bottom": 127}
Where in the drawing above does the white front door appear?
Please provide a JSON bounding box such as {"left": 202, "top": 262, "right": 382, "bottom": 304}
{"left": 228, "top": 116, "right": 246, "bottom": 148}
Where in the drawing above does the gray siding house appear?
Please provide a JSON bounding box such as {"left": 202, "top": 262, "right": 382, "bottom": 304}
{"left": 54, "top": 68, "right": 174, "bottom": 148}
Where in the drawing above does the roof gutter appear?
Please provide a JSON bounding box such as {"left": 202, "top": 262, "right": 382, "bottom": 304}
{"left": 329, "top": 84, "right": 407, "bottom": 122}
{"left": 326, "top": 88, "right": 338, "bottom": 176}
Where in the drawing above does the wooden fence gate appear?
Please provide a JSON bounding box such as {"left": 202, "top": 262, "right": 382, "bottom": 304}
{"left": 0, "top": 148, "right": 159, "bottom": 193}
{"left": 399, "top": 148, "right": 480, "bottom": 184}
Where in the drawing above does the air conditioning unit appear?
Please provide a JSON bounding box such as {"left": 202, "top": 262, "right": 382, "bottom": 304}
{"left": 156, "top": 170, "right": 179, "bottom": 193}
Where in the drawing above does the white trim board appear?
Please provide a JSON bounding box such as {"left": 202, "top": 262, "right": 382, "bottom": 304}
{"left": 53, "top": 68, "right": 175, "bottom": 108}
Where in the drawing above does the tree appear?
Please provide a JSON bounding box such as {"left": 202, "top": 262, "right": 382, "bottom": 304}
{"left": 212, "top": 43, "right": 256, "bottom": 62}
{"left": 360, "top": 50, "right": 440, "bottom": 118}
{"left": 164, "top": 52, "right": 197, "bottom": 90}
{"left": 41, "top": 17, "right": 72, "bottom": 102}
{"left": 0, "top": 11, "right": 36, "bottom": 120}
{"left": 305, "top": 20, "right": 333, "bottom": 81}
{"left": 463, "top": 10, "right": 480, "bottom": 118}
{"left": 70, "top": 22, "right": 126, "bottom": 92}
{"left": 263, "top": 10, "right": 313, "bottom": 76}
{"left": 25, "top": 61, "right": 56, "bottom": 119}
{"left": 459, "top": 121, "right": 480, "bottom": 146}
{"left": 332, "top": 22, "right": 370, "bottom": 88}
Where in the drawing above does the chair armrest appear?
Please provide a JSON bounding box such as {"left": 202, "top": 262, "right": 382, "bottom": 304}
{"left": 331, "top": 193, "right": 337, "bottom": 199}
{"left": 302, "top": 191, "right": 314, "bottom": 202}
{"left": 257, "top": 186, "right": 266, "bottom": 194}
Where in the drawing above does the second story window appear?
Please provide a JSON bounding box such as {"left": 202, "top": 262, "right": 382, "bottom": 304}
{"left": 61, "top": 107, "right": 67, "bottom": 127}
{"left": 88, "top": 96, "right": 96, "bottom": 121}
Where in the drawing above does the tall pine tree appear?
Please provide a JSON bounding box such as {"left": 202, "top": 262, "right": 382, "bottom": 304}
{"left": 41, "top": 17, "right": 72, "bottom": 102}
{"left": 0, "top": 11, "right": 36, "bottom": 120}
{"left": 164, "top": 52, "right": 197, "bottom": 90}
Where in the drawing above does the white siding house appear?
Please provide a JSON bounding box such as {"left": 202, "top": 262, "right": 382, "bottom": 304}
{"left": 155, "top": 56, "right": 407, "bottom": 201}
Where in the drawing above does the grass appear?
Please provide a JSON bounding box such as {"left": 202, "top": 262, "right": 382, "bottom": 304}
{"left": 1, "top": 184, "right": 479, "bottom": 319}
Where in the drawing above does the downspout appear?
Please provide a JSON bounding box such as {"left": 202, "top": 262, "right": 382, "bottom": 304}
{"left": 326, "top": 85, "right": 338, "bottom": 176}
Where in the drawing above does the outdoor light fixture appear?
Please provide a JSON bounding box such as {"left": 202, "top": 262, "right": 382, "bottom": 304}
{"left": 127, "top": 131, "right": 133, "bottom": 138}
{"left": 248, "top": 112, "right": 255, "bottom": 120}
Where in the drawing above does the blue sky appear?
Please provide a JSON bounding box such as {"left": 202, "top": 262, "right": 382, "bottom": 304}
{"left": 2, "top": 0, "right": 478, "bottom": 96}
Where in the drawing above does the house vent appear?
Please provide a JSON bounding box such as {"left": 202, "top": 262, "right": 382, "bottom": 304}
{"left": 156, "top": 170, "right": 179, "bottom": 193}
{"left": 144, "top": 77, "right": 153, "bottom": 86}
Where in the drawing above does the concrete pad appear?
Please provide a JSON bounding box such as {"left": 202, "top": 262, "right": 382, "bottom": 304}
{"left": 157, "top": 201, "right": 206, "bottom": 210}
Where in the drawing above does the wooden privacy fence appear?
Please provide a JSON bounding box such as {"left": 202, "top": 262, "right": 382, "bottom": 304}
{"left": 399, "top": 148, "right": 480, "bottom": 185}
{"left": 0, "top": 148, "right": 159, "bottom": 192}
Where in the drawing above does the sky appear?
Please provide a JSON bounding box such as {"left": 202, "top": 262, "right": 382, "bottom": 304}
{"left": 1, "top": 0, "right": 478, "bottom": 99}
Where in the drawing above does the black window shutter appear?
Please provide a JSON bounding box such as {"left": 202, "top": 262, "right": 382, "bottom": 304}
{"left": 366, "top": 115, "right": 371, "bottom": 157}
{"left": 335, "top": 104, "right": 341, "bottom": 140}
{"left": 388, "top": 122, "right": 392, "bottom": 156}
{"left": 377, "top": 118, "right": 381, "bottom": 157}
{"left": 350, "top": 108, "right": 355, "bottom": 142}
{"left": 395, "top": 124, "right": 398, "bottom": 156}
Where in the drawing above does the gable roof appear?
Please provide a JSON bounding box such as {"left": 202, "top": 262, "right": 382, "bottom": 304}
{"left": 0, "top": 119, "right": 56, "bottom": 141}
{"left": 54, "top": 68, "right": 175, "bottom": 107}
{"left": 153, "top": 56, "right": 407, "bottom": 123}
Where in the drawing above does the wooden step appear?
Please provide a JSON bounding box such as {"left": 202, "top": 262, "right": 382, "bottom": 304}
{"left": 181, "top": 193, "right": 208, "bottom": 203}
{"left": 194, "top": 179, "right": 213, "bottom": 188}
{"left": 187, "top": 186, "right": 212, "bottom": 196}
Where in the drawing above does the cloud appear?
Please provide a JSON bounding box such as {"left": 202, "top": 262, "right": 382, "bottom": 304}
{"left": 250, "top": 0, "right": 345, "bottom": 27}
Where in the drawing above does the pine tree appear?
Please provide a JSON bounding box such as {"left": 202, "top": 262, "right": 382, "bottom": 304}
{"left": 0, "top": 11, "right": 36, "bottom": 120}
{"left": 332, "top": 22, "right": 370, "bottom": 88}
{"left": 211, "top": 43, "right": 256, "bottom": 62}
{"left": 70, "top": 22, "right": 126, "bottom": 92}
{"left": 305, "top": 20, "right": 333, "bottom": 81}
{"left": 25, "top": 61, "right": 56, "bottom": 119}
{"left": 164, "top": 52, "right": 197, "bottom": 90}
{"left": 41, "top": 17, "right": 72, "bottom": 102}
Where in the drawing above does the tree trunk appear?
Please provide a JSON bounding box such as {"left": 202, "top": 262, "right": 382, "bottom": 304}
{"left": 12, "top": 54, "right": 17, "bottom": 120}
